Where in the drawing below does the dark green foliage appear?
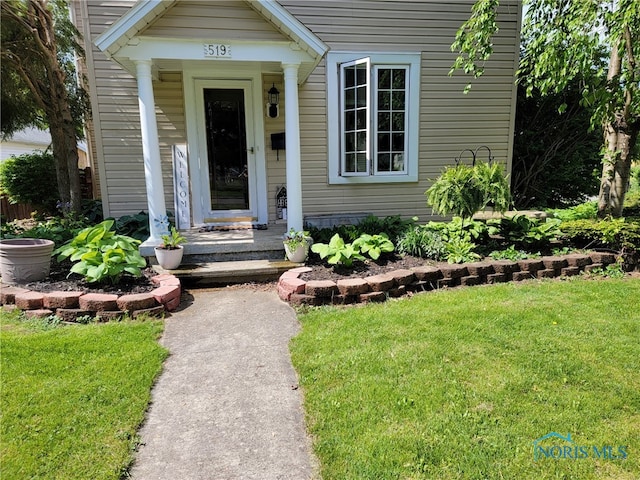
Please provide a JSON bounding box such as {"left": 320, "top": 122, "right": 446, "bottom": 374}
{"left": 511, "top": 83, "right": 602, "bottom": 208}
{"left": 397, "top": 226, "right": 446, "bottom": 260}
{"left": 80, "top": 199, "right": 104, "bottom": 224}
{"left": 306, "top": 215, "right": 413, "bottom": 245}
{"left": 487, "top": 215, "right": 562, "bottom": 250}
{"left": 1, "top": 0, "right": 89, "bottom": 139}
{"left": 426, "top": 161, "right": 511, "bottom": 218}
{"left": 351, "top": 215, "right": 413, "bottom": 242}
{"left": 559, "top": 218, "right": 640, "bottom": 252}
{"left": 113, "top": 211, "right": 150, "bottom": 242}
{"left": 0, "top": 151, "right": 58, "bottom": 213}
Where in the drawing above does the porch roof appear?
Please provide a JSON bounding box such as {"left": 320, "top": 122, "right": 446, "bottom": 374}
{"left": 94, "top": 0, "right": 328, "bottom": 82}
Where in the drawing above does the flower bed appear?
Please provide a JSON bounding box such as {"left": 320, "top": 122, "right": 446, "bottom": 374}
{"left": 278, "top": 252, "right": 620, "bottom": 306}
{"left": 0, "top": 274, "right": 181, "bottom": 321}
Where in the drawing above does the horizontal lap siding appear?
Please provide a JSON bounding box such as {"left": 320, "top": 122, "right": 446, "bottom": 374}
{"left": 263, "top": 74, "right": 287, "bottom": 224}
{"left": 281, "top": 0, "right": 520, "bottom": 221}
{"left": 142, "top": 0, "right": 283, "bottom": 41}
{"left": 81, "top": 0, "right": 288, "bottom": 220}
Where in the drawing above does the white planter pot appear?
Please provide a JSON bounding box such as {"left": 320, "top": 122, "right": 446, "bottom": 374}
{"left": 284, "top": 242, "right": 309, "bottom": 263}
{"left": 0, "top": 238, "right": 55, "bottom": 284}
{"left": 154, "top": 245, "right": 184, "bottom": 270}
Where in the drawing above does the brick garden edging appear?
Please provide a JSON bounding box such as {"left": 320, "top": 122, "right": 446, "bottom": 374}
{"left": 278, "top": 252, "right": 620, "bottom": 306}
{"left": 0, "top": 274, "right": 181, "bottom": 322}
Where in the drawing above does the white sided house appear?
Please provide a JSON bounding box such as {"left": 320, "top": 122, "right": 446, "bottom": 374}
{"left": 73, "top": 0, "right": 521, "bottom": 247}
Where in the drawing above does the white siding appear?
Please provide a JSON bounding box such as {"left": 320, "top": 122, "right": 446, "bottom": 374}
{"left": 142, "top": 0, "right": 284, "bottom": 41}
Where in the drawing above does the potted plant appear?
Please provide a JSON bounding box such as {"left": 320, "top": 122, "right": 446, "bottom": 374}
{"left": 154, "top": 227, "right": 187, "bottom": 269}
{"left": 0, "top": 238, "right": 55, "bottom": 284}
{"left": 283, "top": 228, "right": 313, "bottom": 263}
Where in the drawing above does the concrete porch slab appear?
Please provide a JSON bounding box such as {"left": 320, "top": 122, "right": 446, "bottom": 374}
{"left": 152, "top": 259, "right": 302, "bottom": 286}
{"left": 140, "top": 224, "right": 288, "bottom": 261}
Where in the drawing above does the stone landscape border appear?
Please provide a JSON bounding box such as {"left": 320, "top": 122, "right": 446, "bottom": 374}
{"left": 0, "top": 274, "right": 181, "bottom": 321}
{"left": 278, "top": 252, "right": 622, "bottom": 306}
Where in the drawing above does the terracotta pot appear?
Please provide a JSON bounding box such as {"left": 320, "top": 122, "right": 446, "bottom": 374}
{"left": 0, "top": 238, "right": 55, "bottom": 284}
{"left": 154, "top": 245, "right": 184, "bottom": 270}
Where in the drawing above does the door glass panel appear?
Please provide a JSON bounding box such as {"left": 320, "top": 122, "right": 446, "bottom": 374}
{"left": 203, "top": 88, "right": 249, "bottom": 210}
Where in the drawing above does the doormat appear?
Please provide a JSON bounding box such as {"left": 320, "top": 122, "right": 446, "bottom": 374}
{"left": 198, "top": 224, "right": 268, "bottom": 232}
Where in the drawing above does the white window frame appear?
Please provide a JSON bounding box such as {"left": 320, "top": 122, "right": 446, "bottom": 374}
{"left": 340, "top": 57, "right": 371, "bottom": 176}
{"left": 372, "top": 64, "right": 410, "bottom": 176}
{"left": 327, "top": 52, "right": 421, "bottom": 184}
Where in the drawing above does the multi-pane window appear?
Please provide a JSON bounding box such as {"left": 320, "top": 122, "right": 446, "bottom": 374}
{"left": 337, "top": 58, "right": 414, "bottom": 178}
{"left": 341, "top": 59, "right": 370, "bottom": 175}
{"left": 374, "top": 66, "right": 408, "bottom": 174}
{"left": 328, "top": 52, "right": 420, "bottom": 184}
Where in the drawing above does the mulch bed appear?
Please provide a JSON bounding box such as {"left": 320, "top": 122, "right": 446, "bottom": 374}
{"left": 12, "top": 260, "right": 158, "bottom": 295}
{"left": 300, "top": 254, "right": 433, "bottom": 282}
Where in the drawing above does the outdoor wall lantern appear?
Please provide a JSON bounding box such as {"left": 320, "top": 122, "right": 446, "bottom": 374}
{"left": 267, "top": 83, "right": 280, "bottom": 118}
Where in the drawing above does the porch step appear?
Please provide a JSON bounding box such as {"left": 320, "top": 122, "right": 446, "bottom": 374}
{"left": 151, "top": 259, "right": 301, "bottom": 286}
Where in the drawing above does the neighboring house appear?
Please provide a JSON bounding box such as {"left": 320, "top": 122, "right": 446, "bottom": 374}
{"left": 0, "top": 127, "right": 52, "bottom": 161}
{"left": 72, "top": 0, "right": 521, "bottom": 244}
{"left": 0, "top": 128, "right": 93, "bottom": 220}
{"left": 0, "top": 127, "right": 89, "bottom": 167}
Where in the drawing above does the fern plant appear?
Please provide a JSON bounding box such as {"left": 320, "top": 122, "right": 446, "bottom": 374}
{"left": 425, "top": 161, "right": 511, "bottom": 218}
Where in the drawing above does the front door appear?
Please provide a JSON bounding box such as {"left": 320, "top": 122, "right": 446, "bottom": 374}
{"left": 195, "top": 80, "right": 257, "bottom": 223}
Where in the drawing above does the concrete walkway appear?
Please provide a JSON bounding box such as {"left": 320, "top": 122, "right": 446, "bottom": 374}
{"left": 130, "top": 288, "right": 318, "bottom": 480}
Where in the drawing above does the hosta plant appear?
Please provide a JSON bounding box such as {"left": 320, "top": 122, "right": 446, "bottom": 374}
{"left": 54, "top": 220, "right": 147, "bottom": 284}
{"left": 311, "top": 234, "right": 365, "bottom": 267}
{"left": 352, "top": 233, "right": 395, "bottom": 260}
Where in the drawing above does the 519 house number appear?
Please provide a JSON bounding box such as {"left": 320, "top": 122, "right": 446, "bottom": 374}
{"left": 203, "top": 44, "right": 231, "bottom": 58}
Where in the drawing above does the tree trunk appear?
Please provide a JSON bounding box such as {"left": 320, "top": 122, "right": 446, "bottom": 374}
{"left": 39, "top": 3, "right": 82, "bottom": 214}
{"left": 596, "top": 35, "right": 638, "bottom": 218}
{"left": 597, "top": 119, "right": 638, "bottom": 217}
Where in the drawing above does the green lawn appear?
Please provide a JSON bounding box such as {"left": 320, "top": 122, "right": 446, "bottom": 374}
{"left": 291, "top": 278, "right": 640, "bottom": 480}
{"left": 0, "top": 312, "right": 167, "bottom": 479}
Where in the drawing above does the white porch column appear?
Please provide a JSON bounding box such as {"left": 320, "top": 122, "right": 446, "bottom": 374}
{"left": 135, "top": 60, "right": 168, "bottom": 244}
{"left": 283, "top": 63, "right": 303, "bottom": 232}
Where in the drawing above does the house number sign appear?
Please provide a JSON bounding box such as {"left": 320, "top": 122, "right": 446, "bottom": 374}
{"left": 203, "top": 44, "right": 231, "bottom": 58}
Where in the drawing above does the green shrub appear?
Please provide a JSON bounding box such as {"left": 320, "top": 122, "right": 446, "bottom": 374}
{"left": 559, "top": 218, "right": 640, "bottom": 252}
{"left": 81, "top": 199, "right": 104, "bottom": 224}
{"left": 311, "top": 234, "right": 365, "bottom": 267}
{"left": 354, "top": 215, "right": 414, "bottom": 242}
{"left": 547, "top": 201, "right": 598, "bottom": 221}
{"left": 352, "top": 233, "right": 395, "bottom": 261}
{"left": 425, "top": 161, "right": 511, "bottom": 218}
{"left": 54, "top": 220, "right": 147, "bottom": 284}
{"left": 306, "top": 224, "right": 359, "bottom": 244}
{"left": 426, "top": 217, "right": 489, "bottom": 244}
{"left": 113, "top": 211, "right": 150, "bottom": 241}
{"left": 487, "top": 215, "right": 562, "bottom": 250}
{"left": 306, "top": 215, "right": 413, "bottom": 245}
{"left": 397, "top": 226, "right": 447, "bottom": 259}
{"left": 0, "top": 151, "right": 58, "bottom": 214}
